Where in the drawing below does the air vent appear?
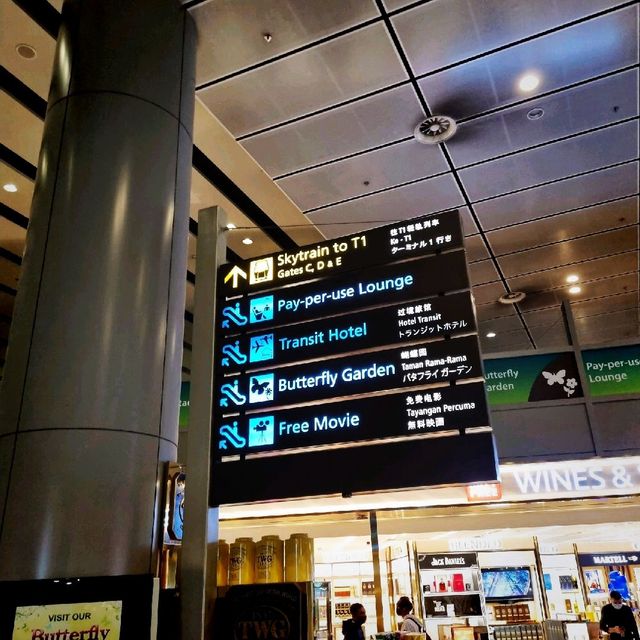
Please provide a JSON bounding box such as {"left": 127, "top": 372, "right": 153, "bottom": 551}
{"left": 414, "top": 115, "right": 457, "bottom": 144}
{"left": 498, "top": 291, "right": 526, "bottom": 305}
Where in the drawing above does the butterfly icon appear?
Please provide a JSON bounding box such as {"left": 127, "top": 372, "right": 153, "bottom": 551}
{"left": 542, "top": 369, "right": 565, "bottom": 386}
{"left": 251, "top": 378, "right": 272, "bottom": 398}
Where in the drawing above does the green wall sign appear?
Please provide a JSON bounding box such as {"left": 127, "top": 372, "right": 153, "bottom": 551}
{"left": 582, "top": 344, "right": 640, "bottom": 397}
{"left": 179, "top": 381, "right": 190, "bottom": 430}
{"left": 484, "top": 352, "right": 583, "bottom": 406}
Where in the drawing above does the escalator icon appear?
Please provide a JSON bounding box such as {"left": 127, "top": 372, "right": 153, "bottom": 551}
{"left": 219, "top": 422, "right": 247, "bottom": 450}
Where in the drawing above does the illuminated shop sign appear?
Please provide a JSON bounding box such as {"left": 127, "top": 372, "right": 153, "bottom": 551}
{"left": 216, "top": 381, "right": 489, "bottom": 454}
{"left": 217, "top": 335, "right": 482, "bottom": 415}
{"left": 466, "top": 483, "right": 502, "bottom": 502}
{"left": 502, "top": 459, "right": 639, "bottom": 495}
{"left": 218, "top": 250, "right": 469, "bottom": 333}
{"left": 219, "top": 210, "right": 464, "bottom": 296}
{"left": 419, "top": 553, "right": 478, "bottom": 569}
{"left": 578, "top": 553, "right": 639, "bottom": 566}
{"left": 218, "top": 292, "right": 476, "bottom": 373}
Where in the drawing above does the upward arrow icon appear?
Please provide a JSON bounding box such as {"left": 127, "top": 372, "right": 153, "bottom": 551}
{"left": 224, "top": 265, "right": 247, "bottom": 289}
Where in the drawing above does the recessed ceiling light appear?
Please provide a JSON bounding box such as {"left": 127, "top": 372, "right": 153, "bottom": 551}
{"left": 242, "top": 237, "right": 253, "bottom": 245}
{"left": 486, "top": 332, "right": 497, "bottom": 338}
{"left": 527, "top": 107, "right": 544, "bottom": 120}
{"left": 3, "top": 183, "right": 18, "bottom": 193}
{"left": 518, "top": 73, "right": 541, "bottom": 92}
{"left": 569, "top": 285, "right": 581, "bottom": 295}
{"left": 263, "top": 33, "right": 273, "bottom": 43}
{"left": 15, "top": 43, "right": 37, "bottom": 59}
{"left": 226, "top": 222, "right": 237, "bottom": 230}
{"left": 565, "top": 274, "right": 579, "bottom": 284}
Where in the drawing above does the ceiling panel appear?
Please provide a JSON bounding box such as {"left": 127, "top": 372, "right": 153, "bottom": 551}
{"left": 464, "top": 235, "right": 489, "bottom": 263}
{"left": 446, "top": 68, "right": 638, "bottom": 167}
{"left": 477, "top": 300, "right": 517, "bottom": 323}
{"left": 0, "top": 165, "right": 34, "bottom": 217}
{"left": 479, "top": 313, "right": 523, "bottom": 336}
{"left": 459, "top": 120, "right": 638, "bottom": 202}
{"left": 276, "top": 138, "right": 448, "bottom": 211}
{"left": 573, "top": 291, "right": 639, "bottom": 319}
{"left": 474, "top": 162, "right": 638, "bottom": 230}
{"left": 0, "top": 0, "right": 57, "bottom": 98}
{"left": 507, "top": 251, "right": 638, "bottom": 297}
{"left": 306, "top": 173, "right": 465, "bottom": 238}
{"left": 189, "top": 169, "right": 281, "bottom": 258}
{"left": 498, "top": 227, "right": 637, "bottom": 278}
{"left": 419, "top": 5, "right": 639, "bottom": 120}
{"left": 472, "top": 281, "right": 507, "bottom": 306}
{"left": 0, "top": 92, "right": 45, "bottom": 166}
{"left": 392, "top": 0, "right": 627, "bottom": 76}
{"left": 0, "top": 219, "right": 26, "bottom": 257}
{"left": 0, "top": 291, "right": 15, "bottom": 319}
{"left": 0, "top": 259, "right": 21, "bottom": 290}
{"left": 486, "top": 198, "right": 638, "bottom": 256}
{"left": 515, "top": 272, "right": 638, "bottom": 312}
{"left": 529, "top": 322, "right": 570, "bottom": 348}
{"left": 199, "top": 23, "right": 408, "bottom": 137}
{"left": 469, "top": 259, "right": 500, "bottom": 286}
{"left": 576, "top": 307, "right": 640, "bottom": 345}
{"left": 241, "top": 84, "right": 424, "bottom": 177}
{"left": 481, "top": 328, "right": 533, "bottom": 354}
{"left": 192, "top": 0, "right": 379, "bottom": 84}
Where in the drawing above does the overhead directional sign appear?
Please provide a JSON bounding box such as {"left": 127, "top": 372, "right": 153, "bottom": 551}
{"left": 218, "top": 249, "right": 470, "bottom": 333}
{"left": 217, "top": 334, "right": 482, "bottom": 415}
{"left": 210, "top": 210, "right": 497, "bottom": 504}
{"left": 217, "top": 291, "right": 476, "bottom": 374}
{"left": 218, "top": 210, "right": 464, "bottom": 296}
{"left": 216, "top": 381, "right": 489, "bottom": 455}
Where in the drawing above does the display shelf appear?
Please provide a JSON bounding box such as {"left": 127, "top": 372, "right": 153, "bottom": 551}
{"left": 425, "top": 591, "right": 482, "bottom": 597}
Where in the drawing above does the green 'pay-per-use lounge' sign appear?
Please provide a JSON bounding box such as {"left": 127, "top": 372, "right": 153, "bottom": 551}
{"left": 582, "top": 344, "right": 640, "bottom": 397}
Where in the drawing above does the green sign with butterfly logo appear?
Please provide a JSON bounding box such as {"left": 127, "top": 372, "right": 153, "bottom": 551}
{"left": 484, "top": 352, "right": 584, "bottom": 406}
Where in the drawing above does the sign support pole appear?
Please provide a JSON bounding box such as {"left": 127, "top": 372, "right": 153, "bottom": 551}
{"left": 181, "top": 206, "right": 227, "bottom": 640}
{"left": 369, "top": 511, "right": 386, "bottom": 632}
{"left": 561, "top": 300, "right": 603, "bottom": 456}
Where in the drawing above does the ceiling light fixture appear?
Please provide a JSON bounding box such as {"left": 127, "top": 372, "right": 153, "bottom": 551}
{"left": 3, "top": 183, "right": 18, "bottom": 193}
{"left": 15, "top": 43, "right": 37, "bottom": 59}
{"left": 486, "top": 332, "right": 497, "bottom": 338}
{"left": 527, "top": 107, "right": 544, "bottom": 120}
{"left": 242, "top": 237, "right": 253, "bottom": 245}
{"left": 518, "top": 73, "right": 541, "bottom": 92}
{"left": 226, "top": 222, "right": 237, "bottom": 230}
{"left": 568, "top": 285, "right": 581, "bottom": 295}
{"left": 565, "top": 274, "right": 579, "bottom": 284}
{"left": 263, "top": 33, "right": 273, "bottom": 43}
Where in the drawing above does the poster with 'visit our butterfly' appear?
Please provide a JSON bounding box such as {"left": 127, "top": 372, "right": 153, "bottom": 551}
{"left": 484, "top": 351, "right": 584, "bottom": 405}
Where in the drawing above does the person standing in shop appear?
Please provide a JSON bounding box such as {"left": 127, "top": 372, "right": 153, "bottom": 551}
{"left": 396, "top": 596, "right": 431, "bottom": 638}
{"left": 342, "top": 603, "right": 367, "bottom": 640}
{"left": 600, "top": 591, "right": 639, "bottom": 640}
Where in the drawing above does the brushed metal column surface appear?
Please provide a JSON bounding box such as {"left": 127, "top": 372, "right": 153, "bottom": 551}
{"left": 0, "top": 430, "right": 159, "bottom": 579}
{"left": 0, "top": 0, "right": 196, "bottom": 579}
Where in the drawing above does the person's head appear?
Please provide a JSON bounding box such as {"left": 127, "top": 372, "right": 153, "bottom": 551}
{"left": 396, "top": 596, "right": 413, "bottom": 617}
{"left": 350, "top": 603, "right": 367, "bottom": 625}
{"left": 610, "top": 591, "right": 624, "bottom": 609}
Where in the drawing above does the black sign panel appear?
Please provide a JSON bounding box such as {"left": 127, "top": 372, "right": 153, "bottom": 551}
{"left": 218, "top": 249, "right": 469, "bottom": 333}
{"left": 216, "top": 382, "right": 489, "bottom": 455}
{"left": 217, "top": 335, "right": 482, "bottom": 415}
{"left": 219, "top": 210, "right": 463, "bottom": 296}
{"left": 212, "top": 431, "right": 498, "bottom": 504}
{"left": 218, "top": 292, "right": 476, "bottom": 374}
{"left": 419, "top": 553, "right": 478, "bottom": 570}
{"left": 578, "top": 552, "right": 639, "bottom": 566}
{"left": 214, "top": 583, "right": 308, "bottom": 640}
